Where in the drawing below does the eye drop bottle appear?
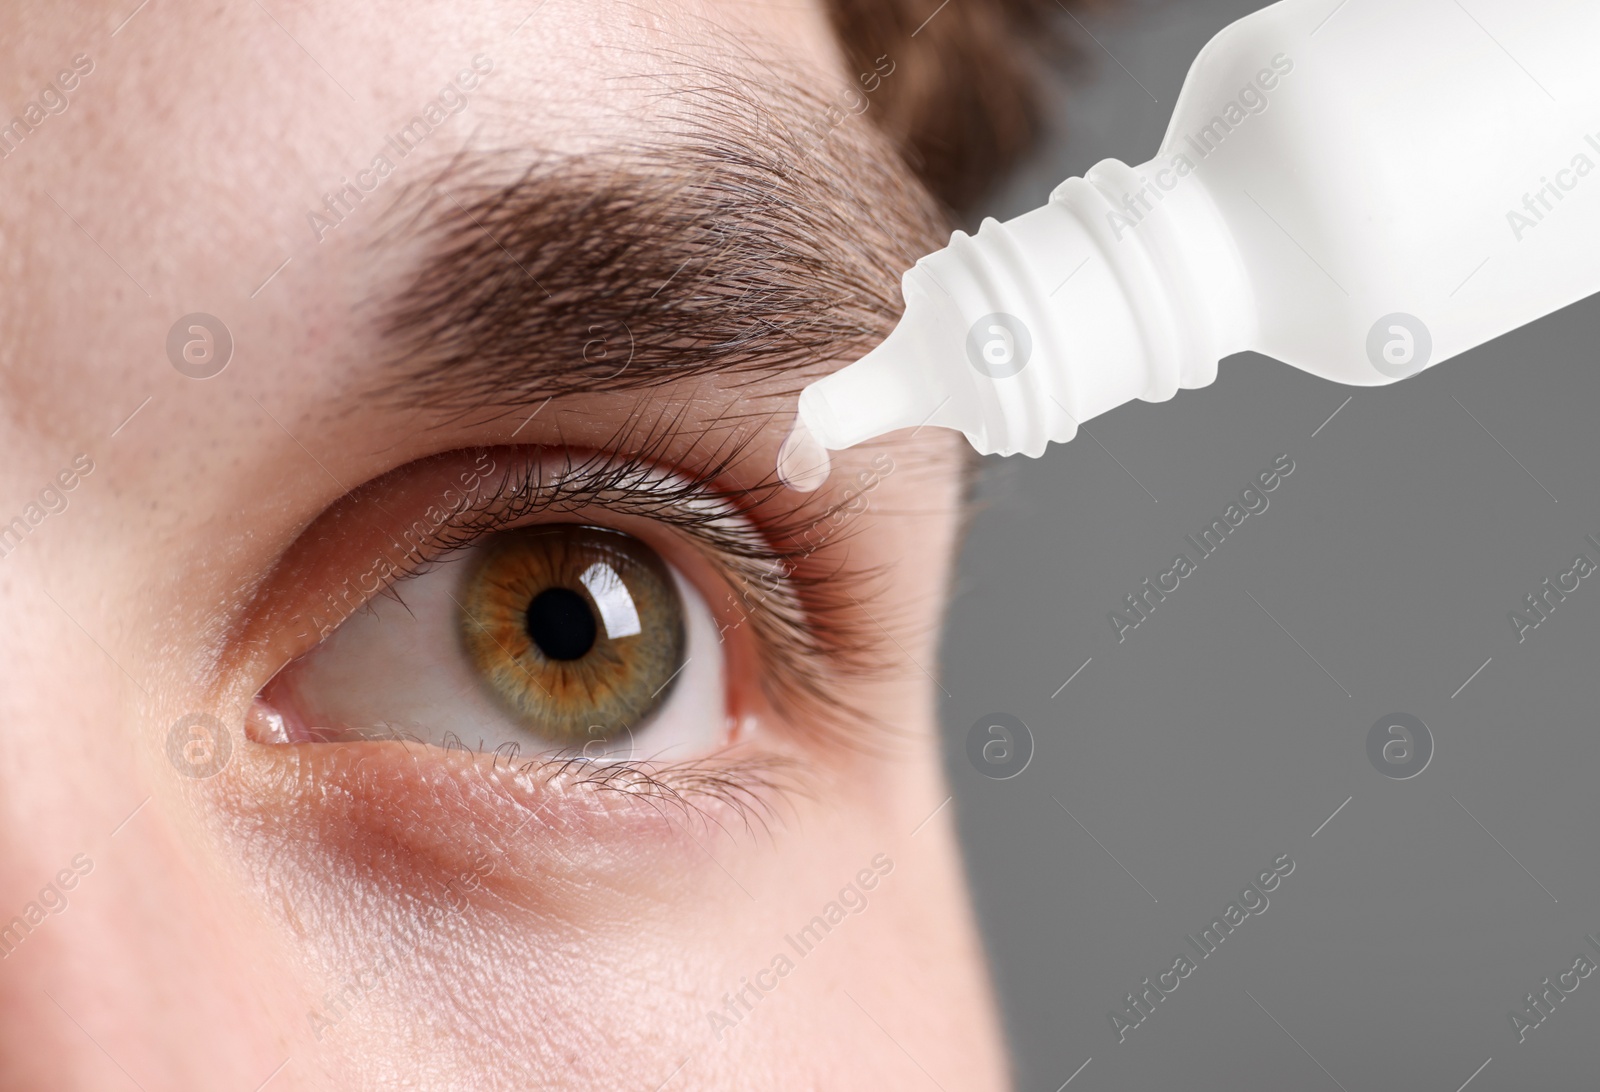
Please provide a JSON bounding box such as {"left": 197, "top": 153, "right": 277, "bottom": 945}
{"left": 796, "top": 0, "right": 1600, "bottom": 458}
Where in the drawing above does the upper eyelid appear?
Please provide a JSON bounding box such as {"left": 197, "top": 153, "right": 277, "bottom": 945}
{"left": 381, "top": 449, "right": 799, "bottom": 594}
{"left": 281, "top": 446, "right": 756, "bottom": 635}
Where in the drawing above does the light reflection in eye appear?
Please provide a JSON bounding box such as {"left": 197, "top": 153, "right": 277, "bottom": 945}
{"left": 580, "top": 561, "right": 642, "bottom": 639}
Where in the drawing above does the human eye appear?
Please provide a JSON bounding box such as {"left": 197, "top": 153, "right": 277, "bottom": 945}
{"left": 259, "top": 515, "right": 723, "bottom": 762}
{"left": 239, "top": 441, "right": 869, "bottom": 799}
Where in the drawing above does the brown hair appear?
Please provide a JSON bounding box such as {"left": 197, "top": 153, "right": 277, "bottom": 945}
{"left": 823, "top": 0, "right": 1103, "bottom": 216}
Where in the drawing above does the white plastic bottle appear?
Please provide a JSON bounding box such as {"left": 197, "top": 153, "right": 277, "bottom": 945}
{"left": 793, "top": 0, "right": 1600, "bottom": 462}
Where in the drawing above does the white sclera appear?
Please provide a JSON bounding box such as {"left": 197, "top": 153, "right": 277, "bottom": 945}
{"left": 277, "top": 547, "right": 723, "bottom": 762}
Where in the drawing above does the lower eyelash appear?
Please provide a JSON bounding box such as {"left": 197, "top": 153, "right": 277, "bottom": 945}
{"left": 514, "top": 749, "right": 807, "bottom": 834}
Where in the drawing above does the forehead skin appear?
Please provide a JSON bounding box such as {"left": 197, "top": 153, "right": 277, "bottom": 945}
{"left": 0, "top": 2, "right": 999, "bottom": 1090}
{"left": 0, "top": 0, "right": 843, "bottom": 429}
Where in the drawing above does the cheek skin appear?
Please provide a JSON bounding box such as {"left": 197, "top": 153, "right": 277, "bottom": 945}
{"left": 199, "top": 740, "right": 787, "bottom": 1084}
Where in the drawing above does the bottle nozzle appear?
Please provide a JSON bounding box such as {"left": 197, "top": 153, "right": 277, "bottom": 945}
{"left": 796, "top": 286, "right": 969, "bottom": 452}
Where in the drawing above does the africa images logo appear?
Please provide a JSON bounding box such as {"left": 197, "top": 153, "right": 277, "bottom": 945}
{"left": 1106, "top": 53, "right": 1295, "bottom": 241}
{"left": 1108, "top": 455, "right": 1295, "bottom": 642}
{"left": 1505, "top": 130, "right": 1600, "bottom": 242}
{"left": 1107, "top": 853, "right": 1296, "bottom": 1043}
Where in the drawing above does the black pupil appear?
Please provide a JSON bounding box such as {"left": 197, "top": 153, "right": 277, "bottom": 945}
{"left": 524, "top": 587, "right": 598, "bottom": 661}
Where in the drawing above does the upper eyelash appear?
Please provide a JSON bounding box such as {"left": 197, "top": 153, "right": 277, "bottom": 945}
{"left": 363, "top": 411, "right": 893, "bottom": 746}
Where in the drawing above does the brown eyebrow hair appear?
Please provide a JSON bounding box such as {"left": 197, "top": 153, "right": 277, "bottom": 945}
{"left": 372, "top": 66, "right": 952, "bottom": 423}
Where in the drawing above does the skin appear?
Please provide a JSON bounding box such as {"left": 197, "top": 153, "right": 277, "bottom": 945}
{"left": 0, "top": 1, "right": 1005, "bottom": 1088}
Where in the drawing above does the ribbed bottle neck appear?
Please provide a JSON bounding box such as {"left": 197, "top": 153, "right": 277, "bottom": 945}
{"left": 1051, "top": 156, "right": 1255, "bottom": 398}
{"left": 795, "top": 157, "right": 1255, "bottom": 459}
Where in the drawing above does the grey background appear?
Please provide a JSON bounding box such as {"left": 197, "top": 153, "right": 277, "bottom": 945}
{"left": 941, "top": 1, "right": 1600, "bottom": 1088}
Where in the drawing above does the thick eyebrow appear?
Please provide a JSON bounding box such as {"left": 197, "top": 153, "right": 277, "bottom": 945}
{"left": 372, "top": 74, "right": 948, "bottom": 423}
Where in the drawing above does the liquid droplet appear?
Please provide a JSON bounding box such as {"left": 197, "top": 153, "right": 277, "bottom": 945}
{"left": 778, "top": 418, "right": 830, "bottom": 493}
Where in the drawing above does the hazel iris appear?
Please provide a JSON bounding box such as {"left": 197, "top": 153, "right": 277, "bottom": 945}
{"left": 456, "top": 524, "right": 686, "bottom": 748}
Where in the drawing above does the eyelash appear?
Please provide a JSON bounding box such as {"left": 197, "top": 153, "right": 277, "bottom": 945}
{"left": 309, "top": 418, "right": 888, "bottom": 760}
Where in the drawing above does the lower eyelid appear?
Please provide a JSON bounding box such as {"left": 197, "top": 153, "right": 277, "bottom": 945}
{"left": 206, "top": 733, "right": 803, "bottom": 917}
